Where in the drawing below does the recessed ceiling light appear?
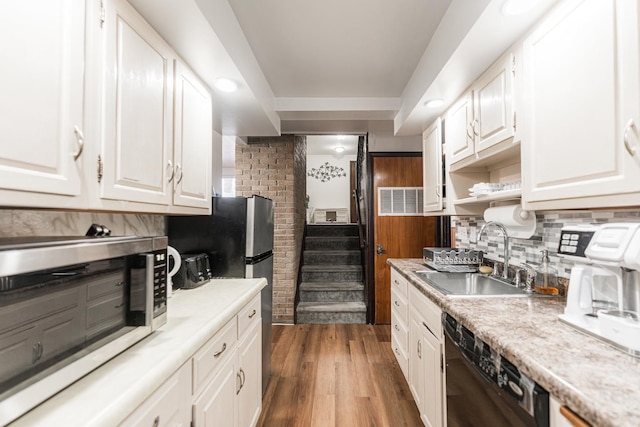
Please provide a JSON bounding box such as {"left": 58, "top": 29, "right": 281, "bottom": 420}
{"left": 502, "top": 0, "right": 537, "bottom": 16}
{"left": 334, "top": 146, "right": 345, "bottom": 153}
{"left": 424, "top": 98, "right": 444, "bottom": 108}
{"left": 214, "top": 78, "right": 238, "bottom": 93}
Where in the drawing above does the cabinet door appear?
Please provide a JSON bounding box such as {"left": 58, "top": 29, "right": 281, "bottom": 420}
{"left": 421, "top": 327, "right": 443, "bottom": 427}
{"left": 408, "top": 311, "right": 425, "bottom": 413}
{"left": 100, "top": 0, "right": 174, "bottom": 205}
{"left": 522, "top": 0, "right": 640, "bottom": 205}
{"left": 121, "top": 363, "right": 191, "bottom": 427}
{"left": 173, "top": 61, "right": 212, "bottom": 210}
{"left": 446, "top": 92, "right": 475, "bottom": 165}
{"left": 474, "top": 52, "right": 515, "bottom": 153}
{"left": 0, "top": 0, "right": 84, "bottom": 197}
{"left": 238, "top": 321, "right": 262, "bottom": 427}
{"left": 193, "top": 354, "right": 237, "bottom": 427}
{"left": 422, "top": 118, "right": 443, "bottom": 212}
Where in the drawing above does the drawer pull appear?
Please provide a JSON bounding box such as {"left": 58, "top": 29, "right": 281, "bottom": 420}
{"left": 152, "top": 415, "right": 160, "bottom": 427}
{"left": 213, "top": 343, "right": 227, "bottom": 358}
{"left": 114, "top": 303, "right": 124, "bottom": 309}
{"left": 248, "top": 309, "right": 257, "bottom": 319}
{"left": 394, "top": 324, "right": 400, "bottom": 332}
{"left": 394, "top": 300, "right": 400, "bottom": 307}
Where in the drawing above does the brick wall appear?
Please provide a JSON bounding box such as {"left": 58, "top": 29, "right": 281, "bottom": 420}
{"left": 236, "top": 135, "right": 307, "bottom": 323}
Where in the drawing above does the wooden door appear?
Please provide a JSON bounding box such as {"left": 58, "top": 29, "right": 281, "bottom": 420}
{"left": 373, "top": 156, "right": 436, "bottom": 324}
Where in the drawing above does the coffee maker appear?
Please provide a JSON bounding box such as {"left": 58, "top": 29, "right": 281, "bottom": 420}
{"left": 558, "top": 223, "right": 640, "bottom": 356}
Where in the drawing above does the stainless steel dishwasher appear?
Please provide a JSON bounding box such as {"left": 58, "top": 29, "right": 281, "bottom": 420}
{"left": 443, "top": 313, "right": 549, "bottom": 427}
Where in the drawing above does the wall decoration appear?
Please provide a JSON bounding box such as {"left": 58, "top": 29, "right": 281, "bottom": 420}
{"left": 307, "top": 162, "right": 347, "bottom": 182}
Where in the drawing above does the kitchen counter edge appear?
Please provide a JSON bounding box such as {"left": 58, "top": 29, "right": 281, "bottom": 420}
{"left": 10, "top": 277, "right": 267, "bottom": 427}
{"left": 388, "top": 258, "right": 640, "bottom": 427}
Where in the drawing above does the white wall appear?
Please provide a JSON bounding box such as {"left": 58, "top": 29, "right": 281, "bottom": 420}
{"left": 307, "top": 154, "right": 355, "bottom": 218}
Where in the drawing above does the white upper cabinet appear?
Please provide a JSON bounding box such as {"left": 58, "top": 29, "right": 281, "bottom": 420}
{"left": 173, "top": 61, "right": 213, "bottom": 210}
{"left": 446, "top": 51, "right": 516, "bottom": 168}
{"left": 100, "top": 0, "right": 174, "bottom": 206}
{"left": 445, "top": 92, "right": 475, "bottom": 165}
{"left": 522, "top": 0, "right": 640, "bottom": 209}
{"left": 0, "top": 0, "right": 85, "bottom": 199}
{"left": 473, "top": 52, "right": 515, "bottom": 154}
{"left": 422, "top": 118, "right": 444, "bottom": 212}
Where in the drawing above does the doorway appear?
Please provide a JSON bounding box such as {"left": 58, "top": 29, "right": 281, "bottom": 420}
{"left": 369, "top": 154, "right": 437, "bottom": 324}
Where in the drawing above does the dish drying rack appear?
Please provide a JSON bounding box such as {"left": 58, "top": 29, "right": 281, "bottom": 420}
{"left": 423, "top": 248, "right": 483, "bottom": 273}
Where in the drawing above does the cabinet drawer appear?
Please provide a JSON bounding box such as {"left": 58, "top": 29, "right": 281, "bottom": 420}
{"left": 391, "top": 287, "right": 408, "bottom": 328}
{"left": 192, "top": 317, "right": 237, "bottom": 396}
{"left": 409, "top": 285, "right": 442, "bottom": 338}
{"left": 391, "top": 334, "right": 408, "bottom": 380}
{"left": 237, "top": 294, "right": 261, "bottom": 339}
{"left": 391, "top": 312, "right": 408, "bottom": 355}
{"left": 391, "top": 268, "right": 408, "bottom": 299}
{"left": 120, "top": 362, "right": 191, "bottom": 427}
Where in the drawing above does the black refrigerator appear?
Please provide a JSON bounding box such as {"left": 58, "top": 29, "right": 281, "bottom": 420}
{"left": 168, "top": 195, "right": 273, "bottom": 395}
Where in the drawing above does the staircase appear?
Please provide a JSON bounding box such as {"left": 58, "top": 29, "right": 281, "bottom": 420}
{"left": 296, "top": 224, "right": 366, "bottom": 324}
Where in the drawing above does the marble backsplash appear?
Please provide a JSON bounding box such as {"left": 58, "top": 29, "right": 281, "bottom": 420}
{"left": 0, "top": 209, "right": 166, "bottom": 238}
{"left": 453, "top": 208, "right": 640, "bottom": 279}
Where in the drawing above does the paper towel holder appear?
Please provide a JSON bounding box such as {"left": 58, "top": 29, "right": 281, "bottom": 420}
{"left": 483, "top": 204, "right": 536, "bottom": 239}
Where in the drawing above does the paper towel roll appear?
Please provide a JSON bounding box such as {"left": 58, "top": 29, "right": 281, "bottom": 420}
{"left": 483, "top": 204, "right": 536, "bottom": 239}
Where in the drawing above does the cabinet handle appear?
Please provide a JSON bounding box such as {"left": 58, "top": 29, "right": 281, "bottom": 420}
{"left": 73, "top": 126, "right": 84, "bottom": 161}
{"left": 114, "top": 303, "right": 124, "bottom": 309}
{"left": 32, "top": 343, "right": 40, "bottom": 364}
{"left": 240, "top": 368, "right": 246, "bottom": 389}
{"left": 213, "top": 342, "right": 227, "bottom": 358}
{"left": 394, "top": 324, "right": 400, "bottom": 332}
{"left": 472, "top": 119, "right": 479, "bottom": 136}
{"left": 236, "top": 372, "right": 243, "bottom": 395}
{"left": 394, "top": 300, "right": 400, "bottom": 307}
{"left": 248, "top": 309, "right": 257, "bottom": 319}
{"left": 624, "top": 119, "right": 637, "bottom": 156}
{"left": 152, "top": 415, "right": 160, "bottom": 427}
{"left": 167, "top": 161, "right": 175, "bottom": 182}
{"left": 466, "top": 122, "right": 474, "bottom": 141}
{"left": 175, "top": 163, "right": 183, "bottom": 184}
{"left": 417, "top": 339, "right": 421, "bottom": 359}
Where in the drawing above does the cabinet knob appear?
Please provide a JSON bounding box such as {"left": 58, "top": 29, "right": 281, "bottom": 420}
{"left": 152, "top": 415, "right": 160, "bottom": 427}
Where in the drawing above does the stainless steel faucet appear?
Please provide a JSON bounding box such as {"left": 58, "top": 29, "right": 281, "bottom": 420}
{"left": 476, "top": 221, "right": 510, "bottom": 281}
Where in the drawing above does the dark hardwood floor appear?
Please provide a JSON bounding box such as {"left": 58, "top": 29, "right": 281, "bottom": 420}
{"left": 257, "top": 324, "right": 422, "bottom": 427}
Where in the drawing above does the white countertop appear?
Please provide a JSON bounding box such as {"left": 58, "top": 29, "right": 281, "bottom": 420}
{"left": 10, "top": 278, "right": 267, "bottom": 427}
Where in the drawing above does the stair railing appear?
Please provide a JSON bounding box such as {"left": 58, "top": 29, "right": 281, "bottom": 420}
{"left": 353, "top": 189, "right": 366, "bottom": 249}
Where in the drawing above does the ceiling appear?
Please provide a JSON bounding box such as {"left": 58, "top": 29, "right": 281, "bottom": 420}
{"left": 128, "top": 0, "right": 558, "bottom": 139}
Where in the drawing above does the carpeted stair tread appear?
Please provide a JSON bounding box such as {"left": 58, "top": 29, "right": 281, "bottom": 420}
{"left": 296, "top": 301, "right": 366, "bottom": 313}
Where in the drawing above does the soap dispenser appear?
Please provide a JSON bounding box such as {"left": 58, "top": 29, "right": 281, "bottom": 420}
{"left": 535, "top": 250, "right": 559, "bottom": 295}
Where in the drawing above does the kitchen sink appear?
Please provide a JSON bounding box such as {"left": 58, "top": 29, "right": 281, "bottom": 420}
{"left": 413, "top": 271, "right": 529, "bottom": 297}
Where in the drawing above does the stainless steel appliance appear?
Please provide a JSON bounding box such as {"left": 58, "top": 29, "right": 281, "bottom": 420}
{"left": 443, "top": 313, "right": 549, "bottom": 427}
{"left": 559, "top": 223, "right": 640, "bottom": 356}
{"left": 168, "top": 195, "right": 274, "bottom": 395}
{"left": 0, "top": 235, "right": 168, "bottom": 425}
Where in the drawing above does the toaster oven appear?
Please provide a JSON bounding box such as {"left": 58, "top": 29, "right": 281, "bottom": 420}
{"left": 0, "top": 235, "right": 168, "bottom": 425}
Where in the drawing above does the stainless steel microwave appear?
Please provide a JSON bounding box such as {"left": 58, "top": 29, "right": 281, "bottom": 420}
{"left": 0, "top": 235, "right": 168, "bottom": 425}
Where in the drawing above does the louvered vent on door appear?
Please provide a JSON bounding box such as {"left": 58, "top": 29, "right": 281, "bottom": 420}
{"left": 378, "top": 187, "right": 423, "bottom": 216}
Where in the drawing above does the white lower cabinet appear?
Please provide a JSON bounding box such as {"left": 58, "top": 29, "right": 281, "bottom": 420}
{"left": 120, "top": 362, "right": 192, "bottom": 427}
{"left": 192, "top": 294, "right": 262, "bottom": 427}
{"left": 390, "top": 269, "right": 409, "bottom": 378}
{"left": 407, "top": 285, "right": 444, "bottom": 427}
